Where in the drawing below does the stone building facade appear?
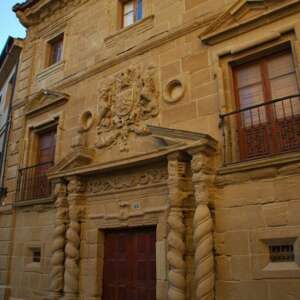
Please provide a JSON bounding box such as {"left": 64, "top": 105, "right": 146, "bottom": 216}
{"left": 1, "top": 0, "right": 300, "bottom": 299}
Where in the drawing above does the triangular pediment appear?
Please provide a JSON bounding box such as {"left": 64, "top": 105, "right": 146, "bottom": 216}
{"left": 48, "top": 147, "right": 95, "bottom": 179}
{"left": 201, "top": 0, "right": 300, "bottom": 45}
{"left": 25, "top": 89, "right": 69, "bottom": 117}
{"left": 47, "top": 126, "right": 217, "bottom": 179}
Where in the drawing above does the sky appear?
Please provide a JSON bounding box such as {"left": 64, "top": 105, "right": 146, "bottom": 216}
{"left": 0, "top": 0, "right": 26, "bottom": 51}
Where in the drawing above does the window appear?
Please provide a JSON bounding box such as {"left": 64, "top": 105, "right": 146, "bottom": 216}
{"left": 47, "top": 33, "right": 64, "bottom": 66}
{"left": 121, "top": 0, "right": 143, "bottom": 28}
{"left": 234, "top": 50, "right": 300, "bottom": 126}
{"left": 17, "top": 126, "right": 57, "bottom": 202}
{"left": 32, "top": 248, "right": 41, "bottom": 263}
{"left": 269, "top": 244, "right": 295, "bottom": 263}
{"left": 230, "top": 48, "right": 300, "bottom": 160}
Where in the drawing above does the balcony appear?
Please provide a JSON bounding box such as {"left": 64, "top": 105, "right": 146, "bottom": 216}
{"left": 220, "top": 94, "right": 300, "bottom": 165}
{"left": 16, "top": 161, "right": 54, "bottom": 203}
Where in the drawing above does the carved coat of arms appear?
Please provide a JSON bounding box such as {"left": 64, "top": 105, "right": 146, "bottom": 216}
{"left": 96, "top": 65, "right": 159, "bottom": 151}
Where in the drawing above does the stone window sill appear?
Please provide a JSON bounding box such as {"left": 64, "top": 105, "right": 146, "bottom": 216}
{"left": 14, "top": 196, "right": 53, "bottom": 208}
{"left": 104, "top": 15, "right": 155, "bottom": 48}
{"left": 219, "top": 151, "right": 300, "bottom": 175}
{"left": 36, "top": 60, "right": 65, "bottom": 82}
{"left": 24, "top": 262, "right": 41, "bottom": 273}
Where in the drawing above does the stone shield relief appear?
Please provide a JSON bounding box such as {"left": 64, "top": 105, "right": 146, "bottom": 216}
{"left": 96, "top": 65, "right": 159, "bottom": 152}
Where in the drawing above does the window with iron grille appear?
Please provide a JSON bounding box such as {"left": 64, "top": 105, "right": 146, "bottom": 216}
{"left": 269, "top": 244, "right": 295, "bottom": 263}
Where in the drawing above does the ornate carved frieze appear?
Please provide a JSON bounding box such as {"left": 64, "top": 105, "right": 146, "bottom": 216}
{"left": 96, "top": 65, "right": 159, "bottom": 152}
{"left": 86, "top": 165, "right": 167, "bottom": 194}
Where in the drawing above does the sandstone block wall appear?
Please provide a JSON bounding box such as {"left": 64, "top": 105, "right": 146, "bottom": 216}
{"left": 9, "top": 208, "right": 55, "bottom": 300}
{"left": 215, "top": 164, "right": 300, "bottom": 300}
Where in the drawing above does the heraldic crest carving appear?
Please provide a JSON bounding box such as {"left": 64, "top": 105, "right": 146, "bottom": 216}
{"left": 96, "top": 65, "right": 159, "bottom": 151}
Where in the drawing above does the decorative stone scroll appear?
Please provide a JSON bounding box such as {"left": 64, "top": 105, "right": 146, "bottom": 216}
{"left": 86, "top": 166, "right": 168, "bottom": 194}
{"left": 190, "top": 153, "right": 215, "bottom": 300}
{"left": 96, "top": 65, "right": 159, "bottom": 152}
{"left": 50, "top": 181, "right": 68, "bottom": 299}
{"left": 63, "top": 177, "right": 85, "bottom": 300}
{"left": 167, "top": 154, "right": 192, "bottom": 300}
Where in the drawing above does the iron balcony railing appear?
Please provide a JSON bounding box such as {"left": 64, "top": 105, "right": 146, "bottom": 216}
{"left": 220, "top": 94, "right": 300, "bottom": 165}
{"left": 16, "top": 161, "right": 54, "bottom": 202}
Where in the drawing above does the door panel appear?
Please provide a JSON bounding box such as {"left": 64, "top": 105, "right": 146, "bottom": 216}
{"left": 103, "top": 227, "right": 156, "bottom": 300}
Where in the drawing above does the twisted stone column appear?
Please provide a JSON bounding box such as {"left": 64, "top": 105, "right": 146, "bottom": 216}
{"left": 64, "top": 177, "right": 85, "bottom": 300}
{"left": 167, "top": 154, "right": 191, "bottom": 300}
{"left": 50, "top": 181, "right": 68, "bottom": 299}
{"left": 190, "top": 153, "right": 215, "bottom": 300}
{"left": 167, "top": 208, "right": 186, "bottom": 300}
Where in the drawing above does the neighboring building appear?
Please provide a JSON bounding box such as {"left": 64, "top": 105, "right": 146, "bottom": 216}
{"left": 0, "top": 37, "right": 22, "bottom": 200}
{"left": 1, "top": 0, "right": 300, "bottom": 299}
{"left": 0, "top": 37, "right": 23, "bottom": 298}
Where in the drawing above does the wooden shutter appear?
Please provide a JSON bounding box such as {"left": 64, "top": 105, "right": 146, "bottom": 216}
{"left": 37, "top": 129, "right": 56, "bottom": 164}
{"left": 267, "top": 51, "right": 300, "bottom": 119}
{"left": 234, "top": 62, "right": 266, "bottom": 127}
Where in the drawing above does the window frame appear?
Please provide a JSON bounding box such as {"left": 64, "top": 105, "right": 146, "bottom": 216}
{"left": 121, "top": 0, "right": 143, "bottom": 28}
{"left": 46, "top": 33, "right": 64, "bottom": 67}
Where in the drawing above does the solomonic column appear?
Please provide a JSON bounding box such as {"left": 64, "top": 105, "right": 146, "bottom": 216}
{"left": 167, "top": 152, "right": 191, "bottom": 300}
{"left": 188, "top": 150, "right": 215, "bottom": 300}
{"left": 64, "top": 176, "right": 85, "bottom": 300}
{"left": 49, "top": 180, "right": 68, "bottom": 300}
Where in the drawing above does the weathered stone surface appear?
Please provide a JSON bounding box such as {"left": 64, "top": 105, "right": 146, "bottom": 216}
{"left": 2, "top": 0, "right": 300, "bottom": 299}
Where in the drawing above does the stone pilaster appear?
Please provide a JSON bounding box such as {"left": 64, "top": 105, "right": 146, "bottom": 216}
{"left": 189, "top": 151, "right": 215, "bottom": 300}
{"left": 167, "top": 153, "right": 191, "bottom": 300}
{"left": 63, "top": 176, "right": 85, "bottom": 300}
{"left": 49, "top": 180, "right": 68, "bottom": 300}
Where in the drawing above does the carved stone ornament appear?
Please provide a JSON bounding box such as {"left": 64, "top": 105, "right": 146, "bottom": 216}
{"left": 96, "top": 65, "right": 159, "bottom": 152}
{"left": 86, "top": 166, "right": 167, "bottom": 194}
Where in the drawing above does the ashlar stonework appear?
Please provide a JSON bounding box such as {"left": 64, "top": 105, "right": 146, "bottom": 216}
{"left": 1, "top": 0, "right": 300, "bottom": 300}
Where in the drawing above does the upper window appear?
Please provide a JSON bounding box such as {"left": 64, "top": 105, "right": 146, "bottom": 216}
{"left": 121, "top": 0, "right": 143, "bottom": 28}
{"left": 229, "top": 49, "right": 300, "bottom": 161}
{"left": 47, "top": 33, "right": 64, "bottom": 67}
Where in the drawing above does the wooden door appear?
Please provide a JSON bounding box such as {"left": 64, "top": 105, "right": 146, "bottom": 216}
{"left": 103, "top": 227, "right": 156, "bottom": 300}
{"left": 233, "top": 50, "right": 300, "bottom": 160}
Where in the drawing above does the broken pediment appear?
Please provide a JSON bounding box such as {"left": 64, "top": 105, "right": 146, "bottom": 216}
{"left": 25, "top": 89, "right": 69, "bottom": 117}
{"left": 48, "top": 147, "right": 95, "bottom": 179}
{"left": 201, "top": 0, "right": 300, "bottom": 45}
{"left": 48, "top": 126, "right": 217, "bottom": 179}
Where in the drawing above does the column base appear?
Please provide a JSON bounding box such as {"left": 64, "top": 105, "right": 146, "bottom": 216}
{"left": 0, "top": 285, "right": 11, "bottom": 300}
{"left": 62, "top": 292, "right": 79, "bottom": 300}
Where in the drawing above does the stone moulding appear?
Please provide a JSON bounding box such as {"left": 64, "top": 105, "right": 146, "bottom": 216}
{"left": 47, "top": 13, "right": 218, "bottom": 92}
{"left": 85, "top": 166, "right": 168, "bottom": 195}
{"left": 14, "top": 0, "right": 91, "bottom": 27}
{"left": 25, "top": 89, "right": 69, "bottom": 117}
{"left": 201, "top": 0, "right": 300, "bottom": 45}
{"left": 104, "top": 15, "right": 155, "bottom": 49}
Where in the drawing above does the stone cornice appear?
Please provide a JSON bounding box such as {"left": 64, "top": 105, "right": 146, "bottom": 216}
{"left": 48, "top": 132, "right": 217, "bottom": 179}
{"left": 201, "top": 0, "right": 300, "bottom": 45}
{"left": 25, "top": 89, "right": 69, "bottom": 117}
{"left": 14, "top": 0, "right": 90, "bottom": 27}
